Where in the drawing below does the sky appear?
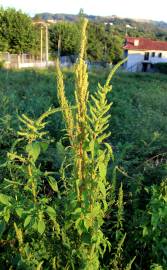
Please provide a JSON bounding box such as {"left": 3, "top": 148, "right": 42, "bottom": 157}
{"left": 0, "top": 0, "right": 167, "bottom": 22}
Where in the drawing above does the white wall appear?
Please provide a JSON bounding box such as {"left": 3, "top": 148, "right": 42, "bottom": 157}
{"left": 126, "top": 50, "right": 167, "bottom": 72}
{"left": 18, "top": 61, "right": 55, "bottom": 69}
{"left": 126, "top": 50, "right": 144, "bottom": 71}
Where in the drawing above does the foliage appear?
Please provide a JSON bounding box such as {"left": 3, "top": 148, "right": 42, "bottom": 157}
{"left": 0, "top": 65, "right": 167, "bottom": 268}
{"left": 55, "top": 19, "right": 128, "bottom": 269}
{"left": 35, "top": 12, "right": 167, "bottom": 41}
{"left": 37, "top": 11, "right": 167, "bottom": 64}
{"left": 0, "top": 8, "right": 38, "bottom": 54}
{"left": 0, "top": 110, "right": 61, "bottom": 269}
{"left": 0, "top": 19, "right": 132, "bottom": 269}
{"left": 49, "top": 21, "right": 80, "bottom": 57}
{"left": 49, "top": 21, "right": 123, "bottom": 63}
{"left": 154, "top": 63, "right": 167, "bottom": 74}
{"left": 141, "top": 178, "right": 167, "bottom": 268}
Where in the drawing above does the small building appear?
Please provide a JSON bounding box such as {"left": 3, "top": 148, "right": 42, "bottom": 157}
{"left": 123, "top": 37, "right": 167, "bottom": 72}
{"left": 104, "top": 22, "right": 113, "bottom": 26}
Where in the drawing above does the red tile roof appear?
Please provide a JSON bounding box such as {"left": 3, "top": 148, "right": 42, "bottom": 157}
{"left": 123, "top": 37, "right": 167, "bottom": 51}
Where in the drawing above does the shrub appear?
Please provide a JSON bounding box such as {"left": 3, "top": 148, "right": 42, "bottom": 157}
{"left": 154, "top": 63, "right": 167, "bottom": 74}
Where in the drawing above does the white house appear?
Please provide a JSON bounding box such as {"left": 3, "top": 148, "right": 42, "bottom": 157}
{"left": 123, "top": 37, "right": 167, "bottom": 72}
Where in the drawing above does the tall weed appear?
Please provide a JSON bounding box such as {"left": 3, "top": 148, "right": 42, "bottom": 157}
{"left": 0, "top": 19, "right": 136, "bottom": 270}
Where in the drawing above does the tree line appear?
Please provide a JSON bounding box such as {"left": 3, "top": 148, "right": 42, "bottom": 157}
{"left": 0, "top": 8, "right": 123, "bottom": 63}
{"left": 1, "top": 7, "right": 167, "bottom": 64}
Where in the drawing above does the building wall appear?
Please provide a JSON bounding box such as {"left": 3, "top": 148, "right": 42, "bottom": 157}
{"left": 126, "top": 49, "right": 167, "bottom": 72}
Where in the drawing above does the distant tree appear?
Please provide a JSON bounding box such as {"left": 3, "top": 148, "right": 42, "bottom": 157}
{"left": 87, "top": 22, "right": 123, "bottom": 63}
{"left": 87, "top": 22, "right": 105, "bottom": 61}
{"left": 0, "top": 8, "right": 37, "bottom": 54}
{"left": 33, "top": 14, "right": 41, "bottom": 22}
{"left": 49, "top": 21, "right": 124, "bottom": 63}
{"left": 49, "top": 22, "right": 80, "bottom": 56}
{"left": 78, "top": 8, "right": 85, "bottom": 18}
{"left": 104, "top": 26, "right": 123, "bottom": 63}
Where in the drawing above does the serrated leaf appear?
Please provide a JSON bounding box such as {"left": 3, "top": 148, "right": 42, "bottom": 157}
{"left": 4, "top": 207, "right": 10, "bottom": 222}
{"left": 0, "top": 193, "right": 11, "bottom": 206}
{"left": 104, "top": 142, "right": 114, "bottom": 161}
{"left": 26, "top": 142, "right": 40, "bottom": 162}
{"left": 143, "top": 226, "right": 148, "bottom": 237}
{"left": 48, "top": 177, "right": 58, "bottom": 192}
{"left": 32, "top": 220, "right": 38, "bottom": 231}
{"left": 98, "top": 181, "right": 106, "bottom": 196}
{"left": 36, "top": 261, "right": 44, "bottom": 270}
{"left": 75, "top": 218, "right": 83, "bottom": 235}
{"left": 99, "top": 162, "right": 107, "bottom": 179}
{"left": 38, "top": 219, "right": 45, "bottom": 234}
{"left": 73, "top": 208, "right": 82, "bottom": 215}
{"left": 56, "top": 141, "right": 65, "bottom": 166}
{"left": 24, "top": 215, "right": 32, "bottom": 227}
{"left": 84, "top": 219, "right": 90, "bottom": 231}
{"left": 16, "top": 208, "right": 24, "bottom": 217}
{"left": 46, "top": 206, "right": 56, "bottom": 219}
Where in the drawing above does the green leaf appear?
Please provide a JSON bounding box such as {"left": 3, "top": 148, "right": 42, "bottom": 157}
{"left": 26, "top": 142, "right": 40, "bottom": 162}
{"left": 16, "top": 208, "right": 24, "bottom": 217}
{"left": 84, "top": 219, "right": 90, "bottom": 231}
{"left": 73, "top": 208, "right": 82, "bottom": 215}
{"left": 99, "top": 162, "right": 107, "bottom": 179}
{"left": 0, "top": 220, "right": 6, "bottom": 237}
{"left": 46, "top": 206, "right": 56, "bottom": 219}
{"left": 4, "top": 207, "right": 10, "bottom": 222}
{"left": 40, "top": 142, "right": 49, "bottom": 153}
{"left": 98, "top": 181, "right": 106, "bottom": 196}
{"left": 0, "top": 193, "right": 11, "bottom": 206}
{"left": 143, "top": 226, "right": 148, "bottom": 237}
{"left": 75, "top": 218, "right": 84, "bottom": 235}
{"left": 56, "top": 141, "right": 65, "bottom": 165}
{"left": 104, "top": 142, "right": 114, "bottom": 161}
{"left": 36, "top": 261, "right": 44, "bottom": 270}
{"left": 38, "top": 219, "right": 45, "bottom": 234}
{"left": 32, "top": 220, "right": 38, "bottom": 231}
{"left": 48, "top": 176, "right": 58, "bottom": 192}
{"left": 24, "top": 215, "right": 32, "bottom": 228}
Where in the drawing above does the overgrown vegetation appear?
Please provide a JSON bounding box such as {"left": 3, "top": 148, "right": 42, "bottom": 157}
{"left": 154, "top": 62, "right": 167, "bottom": 74}
{"left": 0, "top": 21, "right": 167, "bottom": 269}
{"left": 0, "top": 8, "right": 38, "bottom": 54}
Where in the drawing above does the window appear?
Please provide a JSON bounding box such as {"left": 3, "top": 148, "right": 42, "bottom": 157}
{"left": 134, "top": 39, "right": 139, "bottom": 46}
{"left": 144, "top": 52, "right": 149, "bottom": 61}
{"left": 158, "top": 53, "right": 162, "bottom": 58}
{"left": 151, "top": 52, "right": 155, "bottom": 57}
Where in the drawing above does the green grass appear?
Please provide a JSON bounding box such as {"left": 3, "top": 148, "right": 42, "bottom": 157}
{"left": 1, "top": 69, "right": 167, "bottom": 177}
{"left": 0, "top": 68, "right": 167, "bottom": 179}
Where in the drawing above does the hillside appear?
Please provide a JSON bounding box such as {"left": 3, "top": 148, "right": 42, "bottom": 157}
{"left": 34, "top": 12, "right": 109, "bottom": 22}
{"left": 34, "top": 13, "right": 167, "bottom": 27}
{"left": 34, "top": 13, "right": 167, "bottom": 41}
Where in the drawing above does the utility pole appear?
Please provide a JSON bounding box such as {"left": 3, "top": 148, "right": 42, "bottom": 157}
{"left": 33, "top": 21, "right": 50, "bottom": 68}
{"left": 45, "top": 24, "right": 49, "bottom": 67}
{"left": 41, "top": 26, "right": 43, "bottom": 66}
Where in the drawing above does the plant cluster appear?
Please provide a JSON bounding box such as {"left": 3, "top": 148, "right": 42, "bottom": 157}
{"left": 0, "top": 22, "right": 167, "bottom": 270}
{"left": 0, "top": 8, "right": 38, "bottom": 54}
{"left": 0, "top": 19, "right": 132, "bottom": 269}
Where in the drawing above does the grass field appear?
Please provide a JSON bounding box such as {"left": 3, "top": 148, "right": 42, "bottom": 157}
{"left": 1, "top": 69, "right": 167, "bottom": 167}
{"left": 0, "top": 68, "right": 167, "bottom": 269}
